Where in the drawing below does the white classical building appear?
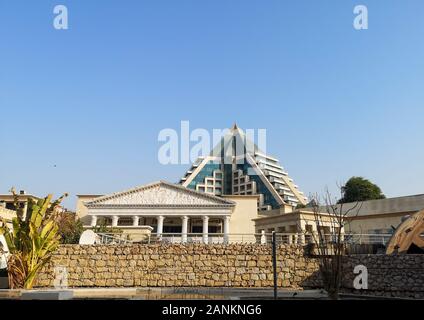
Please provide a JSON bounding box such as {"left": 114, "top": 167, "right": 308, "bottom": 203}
{"left": 78, "top": 181, "right": 259, "bottom": 243}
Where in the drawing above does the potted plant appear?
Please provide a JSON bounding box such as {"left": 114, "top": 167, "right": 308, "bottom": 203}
{"left": 0, "top": 188, "right": 67, "bottom": 289}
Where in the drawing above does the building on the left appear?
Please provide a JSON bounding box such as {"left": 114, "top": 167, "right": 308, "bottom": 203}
{"left": 0, "top": 190, "right": 41, "bottom": 226}
{"left": 77, "top": 181, "right": 259, "bottom": 243}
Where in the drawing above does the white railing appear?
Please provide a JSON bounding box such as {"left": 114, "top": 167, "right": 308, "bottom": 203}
{"left": 156, "top": 233, "right": 257, "bottom": 244}
{"left": 92, "top": 232, "right": 393, "bottom": 246}
{"left": 96, "top": 233, "right": 136, "bottom": 245}
{"left": 343, "top": 233, "right": 393, "bottom": 245}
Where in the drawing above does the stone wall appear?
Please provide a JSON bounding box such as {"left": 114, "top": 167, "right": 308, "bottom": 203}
{"left": 35, "top": 244, "right": 424, "bottom": 299}
{"left": 36, "top": 244, "right": 319, "bottom": 288}
{"left": 341, "top": 254, "right": 424, "bottom": 299}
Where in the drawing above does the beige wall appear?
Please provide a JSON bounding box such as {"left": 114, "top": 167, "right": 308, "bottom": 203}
{"left": 254, "top": 209, "right": 410, "bottom": 235}
{"left": 0, "top": 194, "right": 39, "bottom": 205}
{"left": 345, "top": 213, "right": 406, "bottom": 234}
{"left": 0, "top": 206, "right": 16, "bottom": 230}
{"left": 254, "top": 213, "right": 300, "bottom": 233}
{"left": 254, "top": 210, "right": 341, "bottom": 234}
{"left": 0, "top": 206, "right": 16, "bottom": 221}
{"left": 223, "top": 195, "right": 258, "bottom": 235}
{"left": 76, "top": 195, "right": 102, "bottom": 225}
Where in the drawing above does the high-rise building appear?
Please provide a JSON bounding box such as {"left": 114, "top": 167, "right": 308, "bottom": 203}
{"left": 179, "top": 124, "right": 307, "bottom": 211}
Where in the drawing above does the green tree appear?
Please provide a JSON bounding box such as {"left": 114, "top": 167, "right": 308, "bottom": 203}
{"left": 56, "top": 211, "right": 84, "bottom": 244}
{"left": 92, "top": 225, "right": 123, "bottom": 234}
{"left": 338, "top": 177, "right": 385, "bottom": 204}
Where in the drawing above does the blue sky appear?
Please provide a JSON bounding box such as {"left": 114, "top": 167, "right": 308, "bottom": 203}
{"left": 0, "top": 1, "right": 423, "bottom": 209}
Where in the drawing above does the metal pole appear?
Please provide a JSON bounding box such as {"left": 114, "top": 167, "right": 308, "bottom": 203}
{"left": 272, "top": 231, "right": 277, "bottom": 300}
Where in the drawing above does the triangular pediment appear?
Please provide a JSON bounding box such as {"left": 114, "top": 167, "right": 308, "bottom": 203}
{"left": 85, "top": 181, "right": 235, "bottom": 207}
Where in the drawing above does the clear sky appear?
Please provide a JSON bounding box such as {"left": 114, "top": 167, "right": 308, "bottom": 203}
{"left": 1, "top": 1, "right": 423, "bottom": 209}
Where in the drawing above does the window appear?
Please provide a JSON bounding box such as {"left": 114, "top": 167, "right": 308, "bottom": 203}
{"left": 103, "top": 217, "right": 112, "bottom": 225}
{"left": 192, "top": 226, "right": 202, "bottom": 233}
{"left": 119, "top": 217, "right": 133, "bottom": 226}
{"left": 5, "top": 203, "right": 15, "bottom": 210}
{"left": 163, "top": 226, "right": 182, "bottom": 233}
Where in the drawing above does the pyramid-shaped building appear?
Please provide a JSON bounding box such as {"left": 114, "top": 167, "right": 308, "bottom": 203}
{"left": 179, "top": 124, "right": 307, "bottom": 211}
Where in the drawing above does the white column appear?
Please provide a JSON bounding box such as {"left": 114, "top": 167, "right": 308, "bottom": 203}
{"left": 202, "top": 216, "right": 209, "bottom": 244}
{"left": 293, "top": 232, "right": 299, "bottom": 245}
{"left": 298, "top": 220, "right": 306, "bottom": 244}
{"left": 23, "top": 202, "right": 28, "bottom": 220}
{"left": 132, "top": 216, "right": 139, "bottom": 227}
{"left": 181, "top": 216, "right": 189, "bottom": 243}
{"left": 299, "top": 233, "right": 305, "bottom": 245}
{"left": 340, "top": 225, "right": 345, "bottom": 242}
{"left": 112, "top": 215, "right": 119, "bottom": 227}
{"left": 287, "top": 234, "right": 293, "bottom": 245}
{"left": 223, "top": 216, "right": 230, "bottom": 244}
{"left": 260, "top": 230, "right": 266, "bottom": 244}
{"left": 90, "top": 215, "right": 98, "bottom": 227}
{"left": 157, "top": 215, "right": 164, "bottom": 236}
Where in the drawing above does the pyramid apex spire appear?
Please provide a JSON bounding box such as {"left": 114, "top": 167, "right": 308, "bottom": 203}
{"left": 180, "top": 122, "right": 308, "bottom": 208}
